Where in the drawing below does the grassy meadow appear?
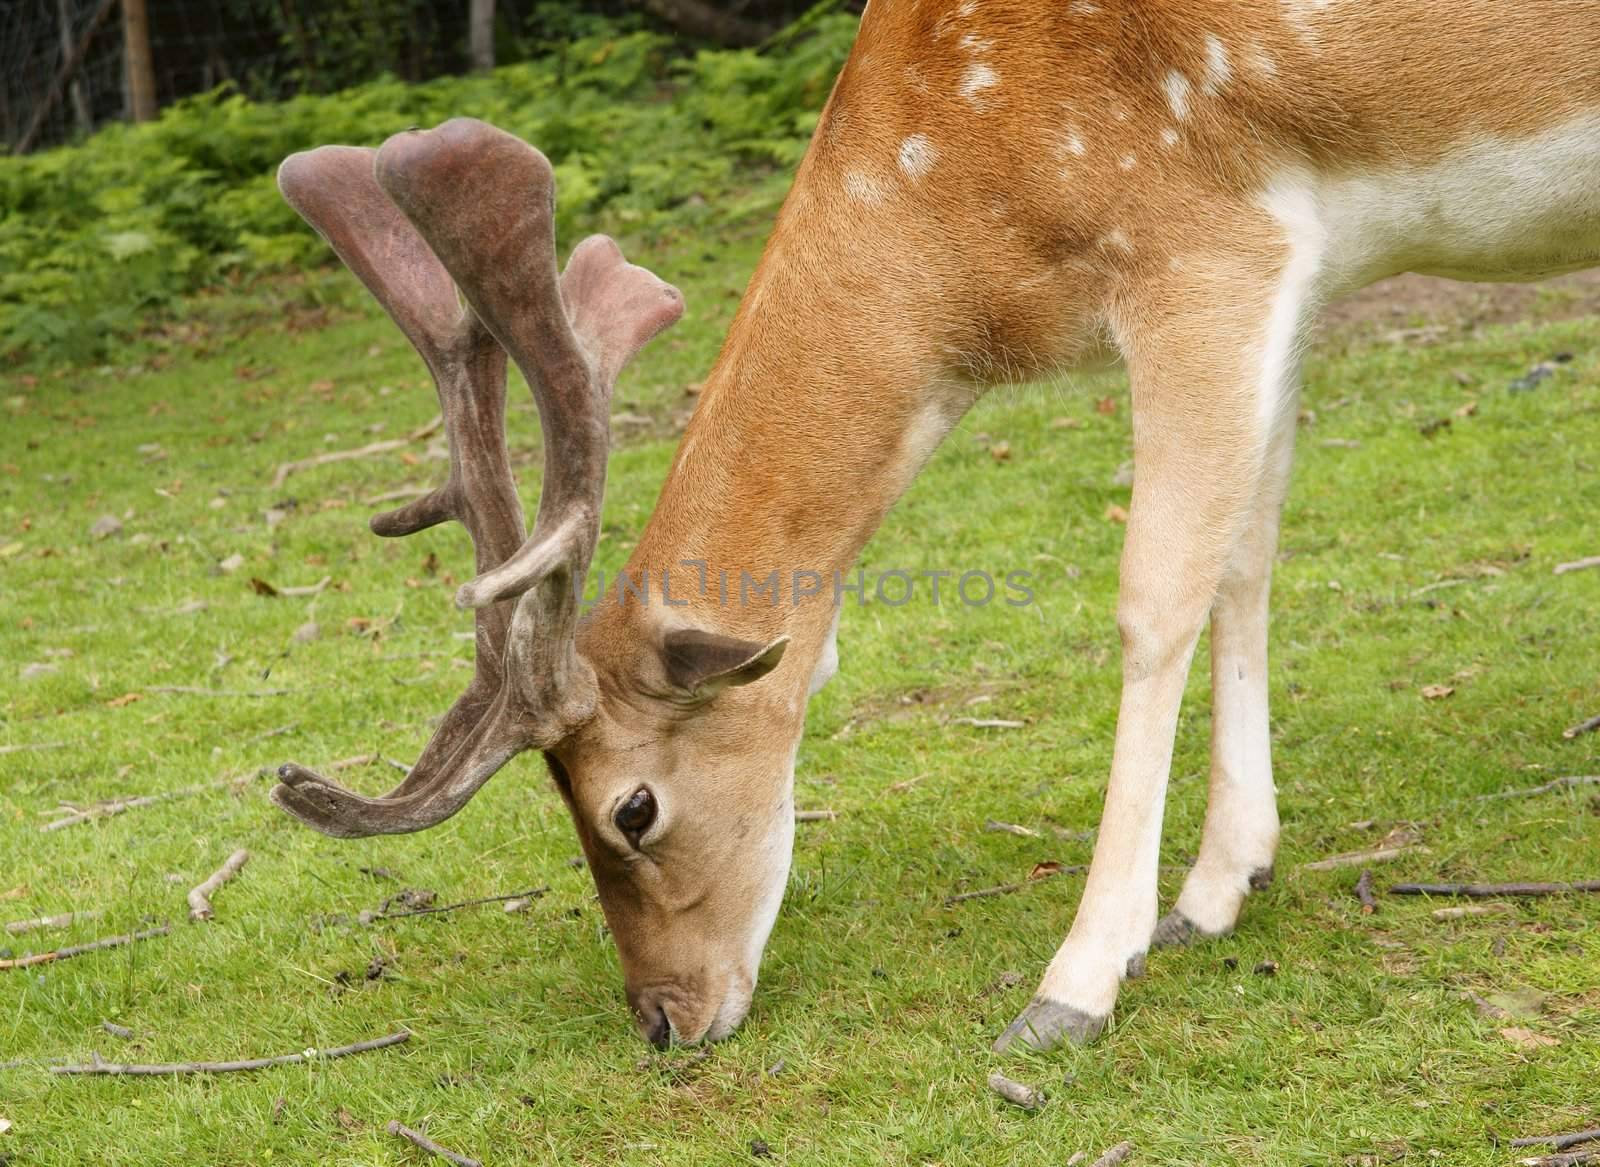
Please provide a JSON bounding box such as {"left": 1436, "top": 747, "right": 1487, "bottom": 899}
{"left": 1, "top": 212, "right": 1598, "bottom": 1165}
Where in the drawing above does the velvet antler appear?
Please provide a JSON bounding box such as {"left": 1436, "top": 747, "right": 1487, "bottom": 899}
{"left": 270, "top": 120, "right": 683, "bottom": 838}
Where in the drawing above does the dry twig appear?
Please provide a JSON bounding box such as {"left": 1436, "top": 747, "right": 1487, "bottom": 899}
{"left": 1517, "top": 1152, "right": 1599, "bottom": 1167}
{"left": 0, "top": 925, "right": 170, "bottom": 971}
{"left": 1302, "top": 845, "right": 1417, "bottom": 871}
{"left": 101, "top": 1020, "right": 135, "bottom": 1040}
{"left": 270, "top": 415, "right": 443, "bottom": 489}
{"left": 1512, "top": 1129, "right": 1600, "bottom": 1152}
{"left": 149, "top": 686, "right": 290, "bottom": 698}
{"left": 987, "top": 1070, "right": 1044, "bottom": 1110}
{"left": 794, "top": 809, "right": 837, "bottom": 822}
{"left": 1432, "top": 903, "right": 1512, "bottom": 920}
{"left": 985, "top": 820, "right": 1040, "bottom": 837}
{"left": 1475, "top": 775, "right": 1600, "bottom": 799}
{"left": 1553, "top": 555, "right": 1600, "bottom": 576}
{"left": 364, "top": 888, "right": 548, "bottom": 923}
{"left": 1354, "top": 868, "right": 1377, "bottom": 914}
{"left": 41, "top": 770, "right": 268, "bottom": 832}
{"left": 1090, "top": 1141, "right": 1136, "bottom": 1167}
{"left": 5, "top": 910, "right": 100, "bottom": 936}
{"left": 188, "top": 850, "right": 250, "bottom": 922}
{"left": 1391, "top": 881, "right": 1600, "bottom": 898}
{"left": 1564, "top": 716, "right": 1600, "bottom": 740}
{"left": 51, "top": 1031, "right": 410, "bottom": 1075}
{"left": 945, "top": 865, "right": 1086, "bottom": 905}
{"left": 386, "top": 1120, "right": 482, "bottom": 1167}
{"left": 0, "top": 741, "right": 67, "bottom": 756}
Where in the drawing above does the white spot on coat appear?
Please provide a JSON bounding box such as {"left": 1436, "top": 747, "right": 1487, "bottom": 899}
{"left": 959, "top": 63, "right": 999, "bottom": 106}
{"left": 898, "top": 133, "right": 938, "bottom": 179}
{"left": 1061, "top": 127, "right": 1087, "bottom": 157}
{"left": 1163, "top": 71, "right": 1192, "bottom": 120}
{"left": 1101, "top": 228, "right": 1133, "bottom": 253}
{"left": 1246, "top": 43, "right": 1279, "bottom": 76}
{"left": 1068, "top": 0, "right": 1100, "bottom": 11}
{"left": 1119, "top": 153, "right": 1137, "bottom": 171}
{"left": 843, "top": 170, "right": 888, "bottom": 204}
{"left": 1161, "top": 127, "right": 1180, "bottom": 148}
{"left": 1201, "top": 34, "right": 1231, "bottom": 95}
{"left": 959, "top": 33, "right": 994, "bottom": 52}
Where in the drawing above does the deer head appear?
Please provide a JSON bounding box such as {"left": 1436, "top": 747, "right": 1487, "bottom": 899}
{"left": 272, "top": 119, "right": 800, "bottom": 1046}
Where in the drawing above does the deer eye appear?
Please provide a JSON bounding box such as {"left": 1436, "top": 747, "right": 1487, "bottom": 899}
{"left": 613, "top": 788, "right": 657, "bottom": 844}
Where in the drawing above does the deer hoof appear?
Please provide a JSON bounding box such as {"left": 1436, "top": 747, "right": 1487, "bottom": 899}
{"left": 992, "top": 997, "right": 1107, "bottom": 1053}
{"left": 1150, "top": 910, "right": 1201, "bottom": 949}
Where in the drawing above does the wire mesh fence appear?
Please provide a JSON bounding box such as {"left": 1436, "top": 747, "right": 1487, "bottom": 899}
{"left": 1, "top": 0, "right": 588, "bottom": 154}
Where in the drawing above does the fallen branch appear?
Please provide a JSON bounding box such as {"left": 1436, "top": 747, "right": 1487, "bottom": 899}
{"left": 270, "top": 415, "right": 443, "bottom": 489}
{"left": 1090, "top": 1142, "right": 1136, "bottom": 1167}
{"left": 1390, "top": 881, "right": 1600, "bottom": 899}
{"left": 1475, "top": 775, "right": 1600, "bottom": 799}
{"left": 51, "top": 1031, "right": 410, "bottom": 1076}
{"left": 1553, "top": 555, "right": 1600, "bottom": 576}
{"left": 948, "top": 717, "right": 1027, "bottom": 729}
{"left": 386, "top": 1120, "right": 482, "bottom": 1167}
{"left": 0, "top": 741, "right": 67, "bottom": 756}
{"left": 101, "top": 1021, "right": 135, "bottom": 1040}
{"left": 987, "top": 1070, "right": 1044, "bottom": 1110}
{"left": 945, "top": 865, "right": 1086, "bottom": 905}
{"left": 0, "top": 925, "right": 170, "bottom": 971}
{"left": 794, "top": 809, "right": 837, "bottom": 822}
{"left": 41, "top": 769, "right": 268, "bottom": 832}
{"left": 364, "top": 888, "right": 548, "bottom": 923}
{"left": 188, "top": 850, "right": 250, "bottom": 922}
{"left": 1512, "top": 1129, "right": 1600, "bottom": 1152}
{"left": 1302, "top": 845, "right": 1419, "bottom": 871}
{"left": 1564, "top": 716, "right": 1600, "bottom": 740}
{"left": 1354, "top": 868, "right": 1377, "bottom": 914}
{"left": 5, "top": 910, "right": 100, "bottom": 935}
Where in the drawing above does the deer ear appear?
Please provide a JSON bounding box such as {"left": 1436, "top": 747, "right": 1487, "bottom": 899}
{"left": 661, "top": 630, "right": 789, "bottom": 700}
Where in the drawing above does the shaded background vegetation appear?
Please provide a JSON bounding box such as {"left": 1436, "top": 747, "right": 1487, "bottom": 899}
{"left": 0, "top": 0, "right": 857, "bottom": 365}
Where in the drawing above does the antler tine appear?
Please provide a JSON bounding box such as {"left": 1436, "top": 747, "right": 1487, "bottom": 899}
{"left": 270, "top": 146, "right": 531, "bottom": 836}
{"left": 267, "top": 123, "right": 681, "bottom": 839}
{"left": 373, "top": 119, "right": 684, "bottom": 620}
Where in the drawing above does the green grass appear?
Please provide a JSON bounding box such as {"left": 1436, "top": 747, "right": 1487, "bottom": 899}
{"left": 1, "top": 235, "right": 1597, "bottom": 1165}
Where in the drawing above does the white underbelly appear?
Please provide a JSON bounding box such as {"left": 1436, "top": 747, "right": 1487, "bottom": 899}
{"left": 1279, "top": 111, "right": 1600, "bottom": 300}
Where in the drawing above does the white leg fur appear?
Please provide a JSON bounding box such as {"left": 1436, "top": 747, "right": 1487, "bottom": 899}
{"left": 1158, "top": 411, "right": 1297, "bottom": 942}
{"left": 996, "top": 232, "right": 1316, "bottom": 1053}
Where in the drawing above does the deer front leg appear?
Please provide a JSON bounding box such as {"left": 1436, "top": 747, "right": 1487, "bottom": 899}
{"left": 1153, "top": 410, "right": 1297, "bottom": 946}
{"left": 996, "top": 241, "right": 1307, "bottom": 1052}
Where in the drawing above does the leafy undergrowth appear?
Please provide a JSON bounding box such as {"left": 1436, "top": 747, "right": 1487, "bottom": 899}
{"left": 0, "top": 259, "right": 1597, "bottom": 1164}
{"left": 0, "top": 13, "right": 856, "bottom": 366}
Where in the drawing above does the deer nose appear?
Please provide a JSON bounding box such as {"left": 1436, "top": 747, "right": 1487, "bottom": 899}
{"left": 630, "top": 992, "right": 673, "bottom": 1049}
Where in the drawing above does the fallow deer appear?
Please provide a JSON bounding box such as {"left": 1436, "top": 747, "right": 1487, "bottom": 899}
{"left": 272, "top": 0, "right": 1600, "bottom": 1052}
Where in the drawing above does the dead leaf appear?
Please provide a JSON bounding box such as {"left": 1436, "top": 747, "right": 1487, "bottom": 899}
{"left": 1105, "top": 503, "right": 1129, "bottom": 524}
{"left": 293, "top": 621, "right": 320, "bottom": 645}
{"left": 1453, "top": 400, "right": 1478, "bottom": 418}
{"left": 1499, "top": 1026, "right": 1559, "bottom": 1050}
{"left": 989, "top": 441, "right": 1012, "bottom": 463}
{"left": 218, "top": 552, "right": 245, "bottom": 574}
{"left": 89, "top": 514, "right": 123, "bottom": 539}
{"left": 0, "top": 886, "right": 28, "bottom": 902}
{"left": 0, "top": 1116, "right": 11, "bottom": 1135}
{"left": 334, "top": 1107, "right": 360, "bottom": 1130}
{"left": 106, "top": 692, "right": 144, "bottom": 708}
{"left": 248, "top": 577, "right": 279, "bottom": 597}
{"left": 1095, "top": 396, "right": 1118, "bottom": 415}
{"left": 1028, "top": 861, "right": 1065, "bottom": 880}
{"left": 1421, "top": 684, "right": 1455, "bottom": 700}
{"left": 1050, "top": 416, "right": 1084, "bottom": 430}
